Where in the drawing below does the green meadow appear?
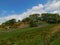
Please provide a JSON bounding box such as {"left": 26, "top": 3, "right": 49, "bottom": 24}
{"left": 0, "top": 24, "right": 60, "bottom": 45}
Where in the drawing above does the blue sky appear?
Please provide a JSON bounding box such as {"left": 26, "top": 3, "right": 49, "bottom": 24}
{"left": 0, "top": 0, "right": 48, "bottom": 17}
{"left": 0, "top": 0, "right": 60, "bottom": 24}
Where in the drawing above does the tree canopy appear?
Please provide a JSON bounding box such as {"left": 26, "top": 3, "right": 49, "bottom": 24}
{"left": 1, "top": 13, "right": 60, "bottom": 27}
{"left": 2, "top": 19, "right": 16, "bottom": 26}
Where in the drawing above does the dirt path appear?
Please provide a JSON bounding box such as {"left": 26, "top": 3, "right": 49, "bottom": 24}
{"left": 44, "top": 25, "right": 60, "bottom": 45}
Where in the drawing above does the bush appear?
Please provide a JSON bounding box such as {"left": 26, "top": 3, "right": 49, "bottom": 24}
{"left": 29, "top": 21, "right": 38, "bottom": 27}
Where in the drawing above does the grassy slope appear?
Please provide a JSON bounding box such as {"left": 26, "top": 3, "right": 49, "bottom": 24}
{"left": 0, "top": 24, "right": 60, "bottom": 45}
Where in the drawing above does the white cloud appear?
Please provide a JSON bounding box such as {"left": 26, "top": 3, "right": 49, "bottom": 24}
{"left": 32, "top": 4, "right": 44, "bottom": 10}
{"left": 0, "top": 0, "right": 60, "bottom": 24}
{"left": 46, "top": 1, "right": 60, "bottom": 11}
{"left": 53, "top": 10, "right": 60, "bottom": 14}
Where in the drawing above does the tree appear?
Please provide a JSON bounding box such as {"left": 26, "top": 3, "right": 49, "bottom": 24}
{"left": 41, "top": 13, "right": 60, "bottom": 23}
{"left": 2, "top": 19, "right": 16, "bottom": 26}
{"left": 29, "top": 14, "right": 40, "bottom": 27}
{"left": 29, "top": 14, "right": 40, "bottom": 21}
{"left": 18, "top": 20, "right": 21, "bottom": 22}
{"left": 22, "top": 17, "right": 31, "bottom": 22}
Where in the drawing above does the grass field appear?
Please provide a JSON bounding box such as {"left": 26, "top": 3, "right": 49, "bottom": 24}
{"left": 0, "top": 24, "right": 60, "bottom": 45}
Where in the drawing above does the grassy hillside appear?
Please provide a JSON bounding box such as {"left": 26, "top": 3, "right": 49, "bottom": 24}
{"left": 0, "top": 24, "right": 60, "bottom": 45}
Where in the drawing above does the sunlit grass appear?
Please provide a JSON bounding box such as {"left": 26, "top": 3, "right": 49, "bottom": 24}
{"left": 0, "top": 24, "right": 60, "bottom": 45}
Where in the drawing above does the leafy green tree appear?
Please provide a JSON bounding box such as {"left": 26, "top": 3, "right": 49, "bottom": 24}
{"left": 22, "top": 14, "right": 40, "bottom": 27}
{"left": 2, "top": 19, "right": 16, "bottom": 26}
{"left": 29, "top": 14, "right": 40, "bottom": 21}
{"left": 29, "top": 14, "right": 40, "bottom": 27}
{"left": 18, "top": 20, "right": 21, "bottom": 22}
{"left": 22, "top": 17, "right": 31, "bottom": 22}
{"left": 41, "top": 13, "right": 60, "bottom": 23}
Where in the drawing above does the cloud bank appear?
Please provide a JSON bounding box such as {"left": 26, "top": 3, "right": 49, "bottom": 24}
{"left": 0, "top": 0, "right": 60, "bottom": 24}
